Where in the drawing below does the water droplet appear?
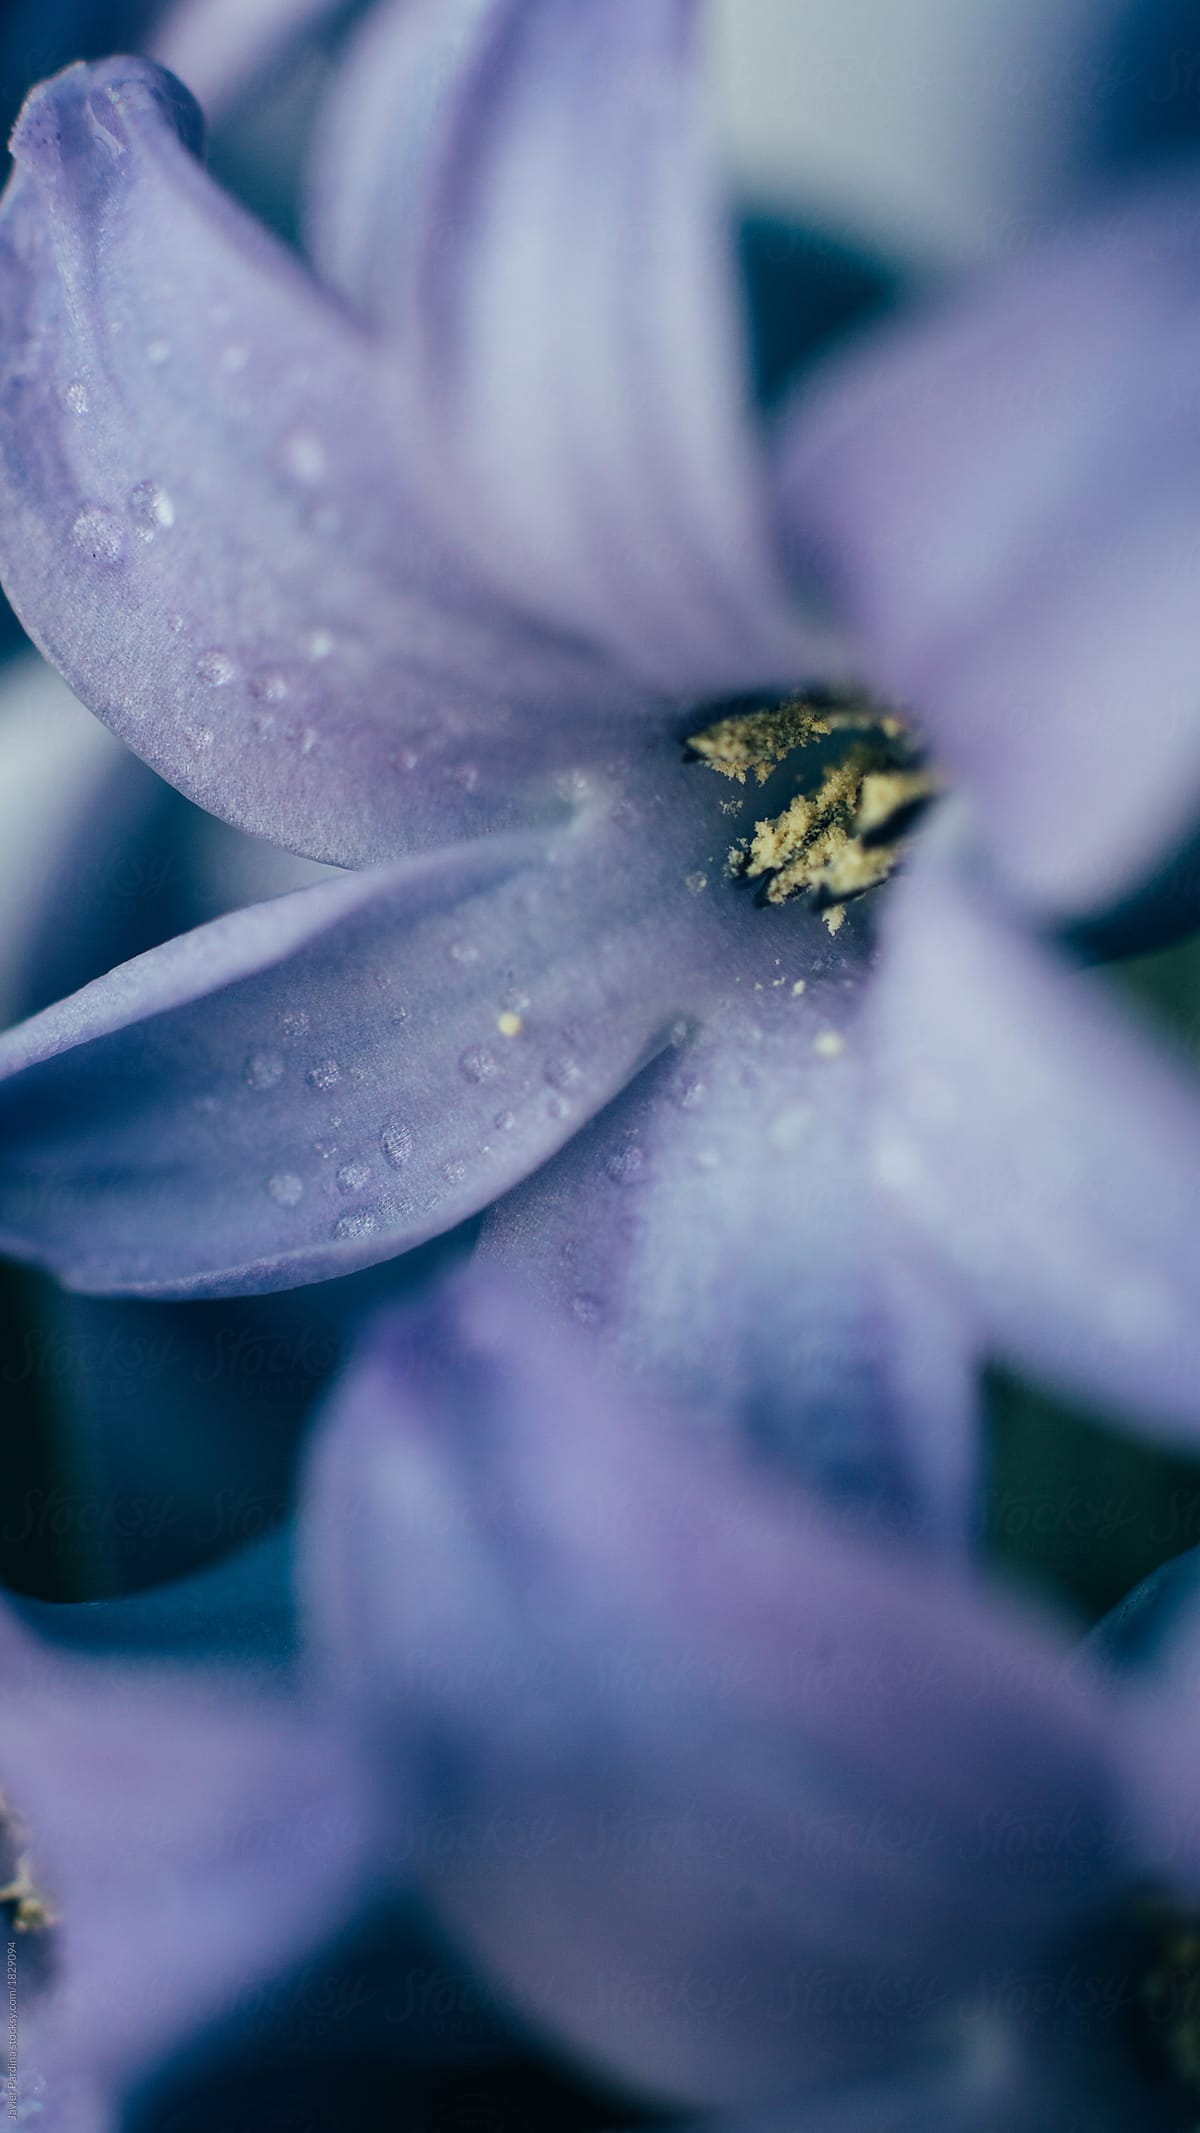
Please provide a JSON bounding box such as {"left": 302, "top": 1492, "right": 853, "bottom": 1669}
{"left": 280, "top": 1009, "right": 310, "bottom": 1041}
{"left": 128, "top": 479, "right": 175, "bottom": 537}
{"left": 459, "top": 1045, "right": 499, "bottom": 1084}
{"left": 547, "top": 1093, "right": 570, "bottom": 1120}
{"left": 492, "top": 1110, "right": 515, "bottom": 1133}
{"left": 283, "top": 429, "right": 326, "bottom": 482}
{"left": 166, "top": 612, "right": 185, "bottom": 636}
{"left": 312, "top": 1138, "right": 338, "bottom": 1161}
{"left": 244, "top": 1048, "right": 285, "bottom": 1090}
{"left": 145, "top": 337, "right": 171, "bottom": 365}
{"left": 685, "top": 871, "right": 708, "bottom": 895}
{"left": 449, "top": 940, "right": 479, "bottom": 966}
{"left": 298, "top": 725, "right": 318, "bottom": 756}
{"left": 266, "top": 1171, "right": 304, "bottom": 1207}
{"left": 251, "top": 670, "right": 289, "bottom": 703}
{"left": 333, "top": 1209, "right": 378, "bottom": 1241}
{"left": 443, "top": 1159, "right": 467, "bottom": 1184}
{"left": 64, "top": 381, "right": 89, "bottom": 414}
{"left": 306, "top": 1059, "right": 341, "bottom": 1091}
{"left": 676, "top": 1079, "right": 706, "bottom": 1110}
{"left": 196, "top": 648, "right": 236, "bottom": 687}
{"left": 571, "top": 1292, "right": 605, "bottom": 1326}
{"left": 336, "top": 1160, "right": 371, "bottom": 1194}
{"left": 380, "top": 1119, "right": 414, "bottom": 1168}
{"left": 605, "top": 1145, "right": 646, "bottom": 1186}
{"left": 304, "top": 627, "right": 334, "bottom": 661}
{"left": 71, "top": 508, "right": 124, "bottom": 564}
{"left": 219, "top": 343, "right": 249, "bottom": 374}
{"left": 544, "top": 1053, "right": 582, "bottom": 1091}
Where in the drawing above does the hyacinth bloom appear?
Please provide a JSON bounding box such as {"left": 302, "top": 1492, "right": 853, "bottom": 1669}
{"left": 0, "top": 1, "right": 1197, "bottom": 1528}
{"left": 0, "top": 1594, "right": 369, "bottom": 2133}
{"left": 304, "top": 1271, "right": 1200, "bottom": 2130}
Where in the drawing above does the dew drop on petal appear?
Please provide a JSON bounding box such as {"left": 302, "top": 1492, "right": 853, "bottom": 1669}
{"left": 304, "top": 628, "right": 334, "bottom": 661}
{"left": 685, "top": 871, "right": 708, "bottom": 895}
{"left": 544, "top": 1053, "right": 582, "bottom": 1091}
{"left": 605, "top": 1145, "right": 647, "bottom": 1186}
{"left": 571, "top": 1292, "right": 605, "bottom": 1326}
{"left": 129, "top": 480, "right": 175, "bottom": 536}
{"left": 459, "top": 1046, "right": 499, "bottom": 1084}
{"left": 146, "top": 337, "right": 171, "bottom": 365}
{"left": 380, "top": 1119, "right": 414, "bottom": 1168}
{"left": 196, "top": 648, "right": 237, "bottom": 687}
{"left": 251, "top": 670, "right": 289, "bottom": 703}
{"left": 65, "top": 381, "right": 89, "bottom": 414}
{"left": 336, "top": 1160, "right": 372, "bottom": 1194}
{"left": 333, "top": 1209, "right": 378, "bottom": 1241}
{"left": 71, "top": 508, "right": 124, "bottom": 564}
{"left": 244, "top": 1048, "right": 285, "bottom": 1090}
{"left": 280, "top": 1009, "right": 310, "bottom": 1041}
{"left": 492, "top": 1110, "right": 515, "bottom": 1133}
{"left": 266, "top": 1171, "right": 304, "bottom": 1207}
{"left": 306, "top": 1059, "right": 341, "bottom": 1091}
{"left": 443, "top": 1159, "right": 467, "bottom": 1184}
{"left": 283, "top": 429, "right": 326, "bottom": 482}
{"left": 449, "top": 940, "right": 479, "bottom": 966}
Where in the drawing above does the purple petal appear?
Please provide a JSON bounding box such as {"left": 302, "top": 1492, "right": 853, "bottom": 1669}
{"left": 483, "top": 972, "right": 978, "bottom": 1542}
{"left": 0, "top": 58, "right": 640, "bottom": 869}
{"left": 308, "top": 0, "right": 844, "bottom": 694}
{"left": 869, "top": 831, "right": 1200, "bottom": 1441}
{"left": 152, "top": 0, "right": 352, "bottom": 114}
{"left": 305, "top": 1270, "right": 1125, "bottom": 2107}
{"left": 0, "top": 1641, "right": 372, "bottom": 2114}
{"left": 0, "top": 814, "right": 705, "bottom": 1296}
{"left": 777, "top": 167, "right": 1200, "bottom": 915}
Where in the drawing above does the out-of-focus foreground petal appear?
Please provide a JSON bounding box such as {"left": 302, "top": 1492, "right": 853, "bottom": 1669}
{"left": 870, "top": 833, "right": 1200, "bottom": 1443}
{"left": 779, "top": 165, "right": 1200, "bottom": 916}
{"left": 0, "top": 809, "right": 708, "bottom": 1296}
{"left": 309, "top": 0, "right": 844, "bottom": 694}
{"left": 0, "top": 1610, "right": 372, "bottom": 2125}
{"left": 0, "top": 57, "right": 640, "bottom": 870}
{"left": 483, "top": 957, "right": 977, "bottom": 1542}
{"left": 304, "top": 1271, "right": 1126, "bottom": 2108}
{"left": 152, "top": 0, "right": 353, "bottom": 116}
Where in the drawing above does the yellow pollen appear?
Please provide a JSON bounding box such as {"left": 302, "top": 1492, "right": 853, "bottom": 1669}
{"left": 814, "top": 1029, "right": 845, "bottom": 1058}
{"left": 689, "top": 693, "right": 936, "bottom": 917}
{"left": 497, "top": 1012, "right": 523, "bottom": 1038}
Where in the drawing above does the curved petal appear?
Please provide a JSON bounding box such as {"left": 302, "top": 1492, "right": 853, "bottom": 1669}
{"left": 308, "top": 0, "right": 844, "bottom": 694}
{"left": 304, "top": 1271, "right": 1126, "bottom": 2109}
{"left": 0, "top": 1642, "right": 373, "bottom": 2121}
{"left": 869, "top": 830, "right": 1200, "bottom": 1442}
{"left": 0, "top": 808, "right": 702, "bottom": 1296}
{"left": 0, "top": 59, "right": 639, "bottom": 870}
{"left": 482, "top": 965, "right": 978, "bottom": 1543}
{"left": 152, "top": 0, "right": 353, "bottom": 115}
{"left": 777, "top": 164, "right": 1200, "bottom": 916}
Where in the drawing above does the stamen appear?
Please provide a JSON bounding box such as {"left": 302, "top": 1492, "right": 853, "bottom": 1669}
{"left": 0, "top": 1790, "right": 55, "bottom": 1934}
{"left": 688, "top": 694, "right": 937, "bottom": 929}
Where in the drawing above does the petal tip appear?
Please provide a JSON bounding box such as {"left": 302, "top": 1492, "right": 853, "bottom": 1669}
{"left": 9, "top": 56, "right": 205, "bottom": 177}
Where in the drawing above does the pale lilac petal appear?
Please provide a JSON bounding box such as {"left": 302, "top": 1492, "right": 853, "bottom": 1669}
{"left": 0, "top": 1649, "right": 372, "bottom": 2114}
{"left": 483, "top": 974, "right": 978, "bottom": 1542}
{"left": 310, "top": 0, "right": 845, "bottom": 693}
{"left": 870, "top": 831, "right": 1200, "bottom": 1440}
{"left": 153, "top": 0, "right": 353, "bottom": 114}
{"left": 778, "top": 167, "right": 1200, "bottom": 914}
{"left": 0, "top": 59, "right": 639, "bottom": 869}
{"left": 305, "top": 1272, "right": 1125, "bottom": 2107}
{"left": 0, "top": 814, "right": 705, "bottom": 1295}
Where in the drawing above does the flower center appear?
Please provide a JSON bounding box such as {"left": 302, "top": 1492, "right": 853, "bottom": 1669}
{"left": 687, "top": 692, "right": 938, "bottom": 934}
{"left": 0, "top": 1789, "right": 55, "bottom": 1936}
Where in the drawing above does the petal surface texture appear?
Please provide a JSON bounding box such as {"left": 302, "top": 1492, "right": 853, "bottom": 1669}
{"left": 870, "top": 837, "right": 1200, "bottom": 1441}
{"left": 306, "top": 1273, "right": 1127, "bottom": 2108}
{"left": 483, "top": 959, "right": 978, "bottom": 1541}
{"left": 780, "top": 164, "right": 1200, "bottom": 914}
{"left": 308, "top": 0, "right": 844, "bottom": 692}
{"left": 0, "top": 808, "right": 703, "bottom": 1295}
{"left": 0, "top": 58, "right": 640, "bottom": 868}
